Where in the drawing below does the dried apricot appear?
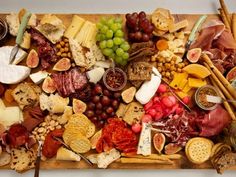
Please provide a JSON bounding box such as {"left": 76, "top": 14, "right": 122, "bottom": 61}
{"left": 156, "top": 39, "right": 168, "bottom": 51}
{"left": 4, "top": 89, "right": 14, "bottom": 103}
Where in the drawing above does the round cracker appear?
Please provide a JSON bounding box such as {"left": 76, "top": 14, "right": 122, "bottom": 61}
{"left": 69, "top": 135, "right": 91, "bottom": 154}
{"left": 210, "top": 143, "right": 223, "bottom": 157}
{"left": 69, "top": 114, "right": 90, "bottom": 128}
{"left": 90, "top": 129, "right": 102, "bottom": 149}
{"left": 63, "top": 128, "right": 85, "bottom": 145}
{"left": 86, "top": 123, "right": 95, "bottom": 138}
{"left": 185, "top": 137, "right": 213, "bottom": 164}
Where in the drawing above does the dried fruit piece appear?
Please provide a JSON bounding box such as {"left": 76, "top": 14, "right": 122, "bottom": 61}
{"left": 4, "top": 89, "right": 14, "bottom": 103}
{"left": 121, "top": 87, "right": 136, "bottom": 103}
{"left": 0, "top": 84, "right": 5, "bottom": 97}
{"left": 187, "top": 48, "right": 202, "bottom": 63}
{"left": 42, "top": 76, "right": 56, "bottom": 94}
{"left": 26, "top": 49, "right": 39, "bottom": 68}
{"left": 53, "top": 58, "right": 71, "bottom": 71}
{"left": 226, "top": 66, "right": 236, "bottom": 82}
{"left": 164, "top": 143, "right": 182, "bottom": 155}
{"left": 156, "top": 39, "right": 168, "bottom": 51}
{"left": 72, "top": 99, "right": 87, "bottom": 114}
{"left": 153, "top": 133, "right": 165, "bottom": 153}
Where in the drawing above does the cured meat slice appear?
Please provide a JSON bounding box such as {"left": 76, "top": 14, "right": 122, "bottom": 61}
{"left": 71, "top": 68, "right": 88, "bottom": 91}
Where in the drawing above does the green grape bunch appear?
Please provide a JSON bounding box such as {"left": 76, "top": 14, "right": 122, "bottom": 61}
{"left": 96, "top": 17, "right": 130, "bottom": 66}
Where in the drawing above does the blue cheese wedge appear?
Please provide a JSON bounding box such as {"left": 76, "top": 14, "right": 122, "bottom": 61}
{"left": 30, "top": 71, "right": 49, "bottom": 84}
{"left": 137, "top": 123, "right": 152, "bottom": 156}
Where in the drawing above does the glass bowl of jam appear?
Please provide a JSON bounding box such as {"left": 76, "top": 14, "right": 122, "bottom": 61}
{"left": 195, "top": 85, "right": 219, "bottom": 110}
{"left": 0, "top": 18, "right": 8, "bottom": 42}
{"left": 103, "top": 67, "right": 127, "bottom": 91}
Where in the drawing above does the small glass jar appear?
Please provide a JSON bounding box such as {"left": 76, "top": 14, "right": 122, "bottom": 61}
{"left": 0, "top": 18, "right": 8, "bottom": 43}
{"left": 103, "top": 67, "right": 127, "bottom": 91}
{"left": 195, "top": 85, "right": 219, "bottom": 110}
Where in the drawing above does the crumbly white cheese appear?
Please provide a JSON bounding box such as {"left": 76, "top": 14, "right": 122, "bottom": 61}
{"left": 6, "top": 13, "right": 20, "bottom": 36}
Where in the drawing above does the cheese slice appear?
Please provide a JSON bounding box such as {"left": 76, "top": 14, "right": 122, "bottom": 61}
{"left": 0, "top": 46, "right": 27, "bottom": 65}
{"left": 86, "top": 67, "right": 105, "bottom": 84}
{"left": 30, "top": 71, "right": 49, "bottom": 84}
{"left": 94, "top": 61, "right": 111, "bottom": 68}
{"left": 137, "top": 123, "right": 151, "bottom": 156}
{"left": 56, "top": 147, "right": 81, "bottom": 161}
{"left": 64, "top": 15, "right": 85, "bottom": 39}
{"left": 97, "top": 149, "right": 120, "bottom": 168}
{"left": 0, "top": 106, "right": 23, "bottom": 129}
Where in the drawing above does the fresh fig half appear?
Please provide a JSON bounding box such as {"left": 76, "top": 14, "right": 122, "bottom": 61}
{"left": 42, "top": 76, "right": 56, "bottom": 94}
{"left": 187, "top": 48, "right": 202, "bottom": 63}
{"left": 53, "top": 58, "right": 71, "bottom": 71}
{"left": 153, "top": 133, "right": 166, "bottom": 153}
{"left": 164, "top": 143, "right": 182, "bottom": 155}
{"left": 226, "top": 66, "right": 236, "bottom": 83}
{"left": 72, "top": 98, "right": 87, "bottom": 114}
{"left": 26, "top": 49, "right": 39, "bottom": 68}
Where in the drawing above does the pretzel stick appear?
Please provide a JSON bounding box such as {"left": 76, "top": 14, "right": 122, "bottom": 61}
{"left": 218, "top": 8, "right": 231, "bottom": 31}
{"left": 119, "top": 158, "right": 173, "bottom": 165}
{"left": 209, "top": 76, "right": 236, "bottom": 120}
{"left": 219, "top": 0, "right": 231, "bottom": 24}
{"left": 203, "top": 62, "right": 236, "bottom": 108}
{"left": 201, "top": 54, "right": 236, "bottom": 100}
{"left": 121, "top": 153, "right": 182, "bottom": 160}
{"left": 232, "top": 13, "right": 236, "bottom": 40}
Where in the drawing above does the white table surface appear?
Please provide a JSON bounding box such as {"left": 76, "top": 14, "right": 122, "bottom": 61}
{"left": 1, "top": 0, "right": 236, "bottom": 176}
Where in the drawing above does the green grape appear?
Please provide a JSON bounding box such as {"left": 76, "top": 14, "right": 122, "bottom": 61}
{"left": 109, "top": 52, "right": 115, "bottom": 59}
{"left": 101, "top": 25, "right": 109, "bottom": 34}
{"left": 116, "top": 48, "right": 124, "bottom": 57}
{"left": 102, "top": 48, "right": 113, "bottom": 56}
{"left": 115, "top": 56, "right": 123, "bottom": 64}
{"left": 120, "top": 38, "right": 125, "bottom": 44}
{"left": 100, "top": 34, "right": 106, "bottom": 41}
{"left": 122, "top": 52, "right": 129, "bottom": 60}
{"left": 120, "top": 59, "right": 127, "bottom": 66}
{"left": 115, "top": 29, "right": 124, "bottom": 37}
{"left": 112, "top": 45, "right": 118, "bottom": 51}
{"left": 107, "top": 18, "right": 115, "bottom": 28}
{"left": 110, "top": 23, "right": 119, "bottom": 32}
{"left": 120, "top": 43, "right": 130, "bottom": 51}
{"left": 100, "top": 17, "right": 107, "bottom": 24}
{"left": 96, "top": 22, "right": 103, "bottom": 30}
{"left": 106, "top": 39, "right": 114, "bottom": 48}
{"left": 115, "top": 18, "right": 122, "bottom": 23}
{"left": 117, "top": 23, "right": 122, "bottom": 29}
{"left": 96, "top": 34, "right": 102, "bottom": 42}
{"left": 106, "top": 30, "right": 113, "bottom": 39}
{"left": 99, "top": 41, "right": 107, "bottom": 49}
{"left": 113, "top": 37, "right": 122, "bottom": 45}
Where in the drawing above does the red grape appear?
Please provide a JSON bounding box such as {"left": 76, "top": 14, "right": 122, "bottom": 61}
{"left": 85, "top": 110, "right": 95, "bottom": 118}
{"left": 142, "top": 114, "right": 152, "bottom": 123}
{"left": 95, "top": 109, "right": 103, "bottom": 115}
{"left": 101, "top": 96, "right": 111, "bottom": 106}
{"left": 87, "top": 102, "right": 96, "bottom": 110}
{"left": 106, "top": 107, "right": 114, "bottom": 114}
{"left": 96, "top": 102, "right": 103, "bottom": 110}
{"left": 97, "top": 120, "right": 105, "bottom": 128}
{"left": 92, "top": 95, "right": 100, "bottom": 103}
{"left": 112, "top": 100, "right": 119, "bottom": 109}
{"left": 128, "top": 32, "right": 136, "bottom": 40}
{"left": 100, "top": 112, "right": 108, "bottom": 119}
{"left": 103, "top": 89, "right": 111, "bottom": 96}
{"left": 138, "top": 11, "right": 146, "bottom": 19}
{"left": 110, "top": 112, "right": 115, "bottom": 117}
{"left": 94, "top": 84, "right": 103, "bottom": 94}
{"left": 91, "top": 116, "right": 98, "bottom": 123}
{"left": 132, "top": 12, "right": 138, "bottom": 19}
{"left": 132, "top": 123, "right": 142, "bottom": 133}
{"left": 114, "top": 92, "right": 121, "bottom": 98}
{"left": 142, "top": 33, "right": 149, "bottom": 42}
{"left": 134, "top": 31, "right": 142, "bottom": 41}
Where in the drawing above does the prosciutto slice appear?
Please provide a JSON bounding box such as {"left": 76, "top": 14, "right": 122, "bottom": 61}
{"left": 197, "top": 105, "right": 231, "bottom": 137}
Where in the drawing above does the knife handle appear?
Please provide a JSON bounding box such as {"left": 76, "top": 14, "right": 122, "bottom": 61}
{"left": 16, "top": 11, "right": 32, "bottom": 45}
{"left": 188, "top": 15, "right": 207, "bottom": 42}
{"left": 34, "top": 156, "right": 41, "bottom": 177}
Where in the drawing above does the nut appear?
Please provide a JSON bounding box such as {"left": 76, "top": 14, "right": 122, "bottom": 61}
{"left": 49, "top": 126, "right": 55, "bottom": 131}
{"left": 38, "top": 127, "right": 45, "bottom": 133}
{"left": 56, "top": 125, "right": 62, "bottom": 129}
{"left": 41, "top": 122, "right": 46, "bottom": 127}
{"left": 50, "top": 120, "right": 56, "bottom": 126}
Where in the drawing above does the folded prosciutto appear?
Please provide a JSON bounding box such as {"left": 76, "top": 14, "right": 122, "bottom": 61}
{"left": 191, "top": 20, "right": 236, "bottom": 74}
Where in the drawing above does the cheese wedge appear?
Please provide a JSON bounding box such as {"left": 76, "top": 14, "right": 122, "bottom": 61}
{"left": 137, "top": 123, "right": 152, "bottom": 156}
{"left": 0, "top": 46, "right": 27, "bottom": 65}
{"left": 30, "top": 71, "right": 49, "bottom": 84}
{"left": 64, "top": 15, "right": 85, "bottom": 39}
{"left": 86, "top": 67, "right": 105, "bottom": 84}
{"left": 0, "top": 99, "right": 5, "bottom": 109}
{"left": 56, "top": 147, "right": 81, "bottom": 161}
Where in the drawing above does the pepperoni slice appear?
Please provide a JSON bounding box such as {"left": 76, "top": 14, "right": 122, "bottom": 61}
{"left": 42, "top": 129, "right": 64, "bottom": 158}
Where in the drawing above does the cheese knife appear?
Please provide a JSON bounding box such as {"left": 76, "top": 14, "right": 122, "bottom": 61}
{"left": 9, "top": 11, "right": 31, "bottom": 64}
{"left": 183, "top": 15, "right": 207, "bottom": 59}
{"left": 34, "top": 140, "right": 42, "bottom": 177}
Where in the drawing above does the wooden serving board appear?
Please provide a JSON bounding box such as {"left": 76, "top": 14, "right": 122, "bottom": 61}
{"left": 0, "top": 13, "right": 235, "bottom": 170}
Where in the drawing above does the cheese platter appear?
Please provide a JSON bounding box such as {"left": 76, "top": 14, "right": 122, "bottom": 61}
{"left": 0, "top": 0, "right": 236, "bottom": 174}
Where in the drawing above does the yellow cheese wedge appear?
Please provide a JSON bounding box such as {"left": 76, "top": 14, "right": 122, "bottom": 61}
{"left": 56, "top": 147, "right": 81, "bottom": 161}
{"left": 64, "top": 15, "right": 85, "bottom": 39}
{"left": 179, "top": 78, "right": 188, "bottom": 90}
{"left": 175, "top": 90, "right": 188, "bottom": 99}
{"left": 188, "top": 78, "right": 207, "bottom": 88}
{"left": 183, "top": 83, "right": 192, "bottom": 93}
{"left": 169, "top": 72, "right": 188, "bottom": 89}
{"left": 183, "top": 64, "right": 211, "bottom": 79}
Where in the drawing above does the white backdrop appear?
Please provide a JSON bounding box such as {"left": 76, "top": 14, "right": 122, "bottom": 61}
{"left": 1, "top": 0, "right": 236, "bottom": 176}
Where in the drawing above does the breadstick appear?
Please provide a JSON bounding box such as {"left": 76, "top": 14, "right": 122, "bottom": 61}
{"left": 201, "top": 54, "right": 236, "bottom": 100}
{"left": 209, "top": 77, "right": 236, "bottom": 120}
{"left": 119, "top": 158, "right": 173, "bottom": 165}
{"left": 218, "top": 8, "right": 231, "bottom": 31}
{"left": 121, "top": 153, "right": 182, "bottom": 160}
{"left": 232, "top": 13, "right": 236, "bottom": 40}
{"left": 203, "top": 62, "right": 236, "bottom": 108}
{"left": 219, "top": 0, "right": 231, "bottom": 24}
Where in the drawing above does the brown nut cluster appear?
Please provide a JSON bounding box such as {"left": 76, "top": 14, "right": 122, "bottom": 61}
{"left": 32, "top": 114, "right": 64, "bottom": 142}
{"left": 55, "top": 37, "right": 72, "bottom": 59}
